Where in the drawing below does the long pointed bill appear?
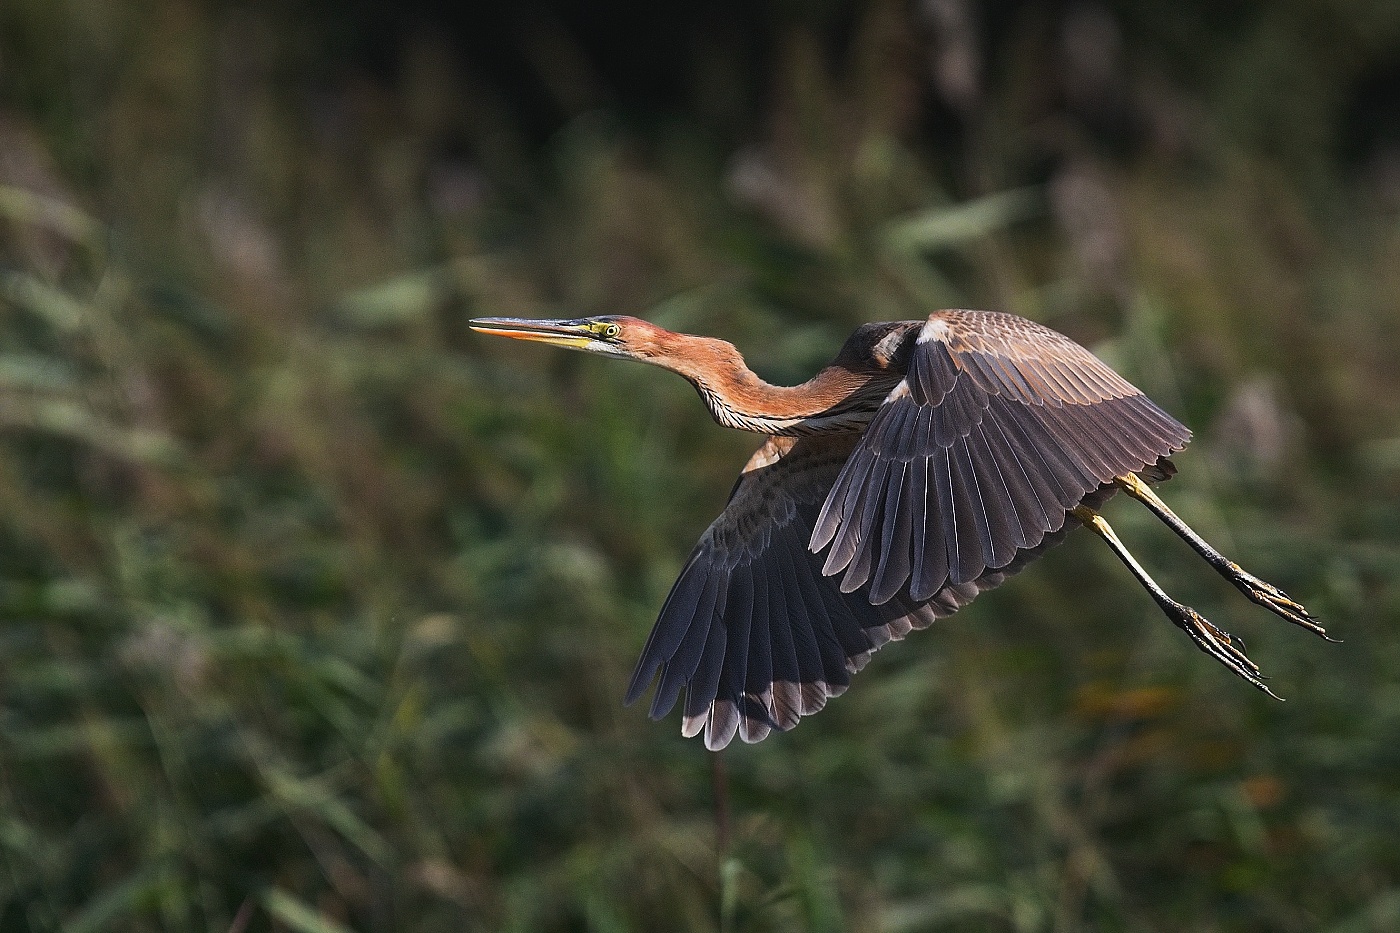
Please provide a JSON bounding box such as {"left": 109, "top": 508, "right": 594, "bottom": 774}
{"left": 468, "top": 316, "right": 596, "bottom": 349}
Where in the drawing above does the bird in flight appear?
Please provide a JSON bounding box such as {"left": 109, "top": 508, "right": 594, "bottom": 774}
{"left": 470, "top": 310, "right": 1330, "bottom": 749}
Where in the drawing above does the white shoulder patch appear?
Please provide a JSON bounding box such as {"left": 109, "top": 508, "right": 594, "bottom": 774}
{"left": 917, "top": 317, "right": 951, "bottom": 345}
{"left": 872, "top": 329, "right": 905, "bottom": 359}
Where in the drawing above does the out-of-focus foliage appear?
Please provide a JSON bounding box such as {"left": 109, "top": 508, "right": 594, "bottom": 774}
{"left": 2, "top": 1, "right": 1400, "bottom": 930}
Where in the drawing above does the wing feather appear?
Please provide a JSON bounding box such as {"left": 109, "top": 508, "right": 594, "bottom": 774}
{"left": 647, "top": 576, "right": 715, "bottom": 719}
{"left": 992, "top": 397, "right": 1091, "bottom": 504}
{"left": 839, "top": 456, "right": 891, "bottom": 592}
{"left": 624, "top": 556, "right": 707, "bottom": 704}
{"left": 922, "top": 445, "right": 954, "bottom": 599}
{"left": 948, "top": 437, "right": 987, "bottom": 583}
{"left": 632, "top": 435, "right": 945, "bottom": 748}
{"left": 908, "top": 455, "right": 935, "bottom": 601}
{"left": 738, "top": 564, "right": 774, "bottom": 743}
{"left": 977, "top": 417, "right": 1053, "bottom": 542}
{"left": 771, "top": 538, "right": 837, "bottom": 714}
{"left": 681, "top": 614, "right": 727, "bottom": 736}
{"left": 870, "top": 461, "right": 915, "bottom": 605}
{"left": 910, "top": 339, "right": 960, "bottom": 405}
{"left": 767, "top": 561, "right": 804, "bottom": 730}
{"left": 785, "top": 544, "right": 854, "bottom": 691}
{"left": 713, "top": 565, "right": 753, "bottom": 730}
{"left": 814, "top": 310, "right": 1191, "bottom": 601}
{"left": 1031, "top": 404, "right": 1116, "bottom": 478}
{"left": 965, "top": 425, "right": 1026, "bottom": 558}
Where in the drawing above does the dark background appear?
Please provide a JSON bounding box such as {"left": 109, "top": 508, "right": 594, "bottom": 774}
{"left": 3, "top": 1, "right": 1400, "bottom": 930}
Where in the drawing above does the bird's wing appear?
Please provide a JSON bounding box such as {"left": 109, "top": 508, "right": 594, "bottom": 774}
{"left": 811, "top": 310, "right": 1192, "bottom": 604}
{"left": 625, "top": 433, "right": 1006, "bottom": 750}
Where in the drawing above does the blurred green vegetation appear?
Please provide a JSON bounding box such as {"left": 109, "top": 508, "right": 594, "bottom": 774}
{"left": 2, "top": 1, "right": 1400, "bottom": 930}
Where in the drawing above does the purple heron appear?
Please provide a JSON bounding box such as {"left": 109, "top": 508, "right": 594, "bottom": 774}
{"left": 470, "top": 310, "right": 1330, "bottom": 749}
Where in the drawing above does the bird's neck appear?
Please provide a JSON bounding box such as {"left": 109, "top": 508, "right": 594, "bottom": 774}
{"left": 656, "top": 334, "right": 886, "bottom": 436}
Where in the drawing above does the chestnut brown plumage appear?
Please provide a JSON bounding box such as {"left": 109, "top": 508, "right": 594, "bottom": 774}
{"left": 470, "top": 310, "right": 1331, "bottom": 750}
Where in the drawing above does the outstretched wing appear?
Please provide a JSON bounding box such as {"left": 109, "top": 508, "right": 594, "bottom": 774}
{"left": 625, "top": 434, "right": 1001, "bottom": 750}
{"left": 812, "top": 310, "right": 1191, "bottom": 605}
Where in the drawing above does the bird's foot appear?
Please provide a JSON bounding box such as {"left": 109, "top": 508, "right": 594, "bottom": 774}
{"left": 1226, "top": 563, "right": 1336, "bottom": 642}
{"left": 1197, "top": 615, "right": 1245, "bottom": 654}
{"left": 1164, "top": 597, "right": 1282, "bottom": 699}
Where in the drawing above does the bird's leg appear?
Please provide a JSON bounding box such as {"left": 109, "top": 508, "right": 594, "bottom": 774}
{"left": 1070, "top": 505, "right": 1280, "bottom": 698}
{"left": 1114, "top": 473, "right": 1333, "bottom": 642}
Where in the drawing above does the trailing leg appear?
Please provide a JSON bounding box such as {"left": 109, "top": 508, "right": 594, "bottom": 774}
{"left": 1114, "top": 473, "right": 1332, "bottom": 641}
{"left": 1071, "top": 505, "right": 1280, "bottom": 698}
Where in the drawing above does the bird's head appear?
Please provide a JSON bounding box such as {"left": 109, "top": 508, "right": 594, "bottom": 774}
{"left": 468, "top": 315, "right": 673, "bottom": 362}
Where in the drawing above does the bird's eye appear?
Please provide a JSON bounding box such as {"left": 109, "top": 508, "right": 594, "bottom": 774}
{"left": 603, "top": 323, "right": 621, "bottom": 339}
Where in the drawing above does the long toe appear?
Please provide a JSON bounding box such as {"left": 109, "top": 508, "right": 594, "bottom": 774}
{"left": 1166, "top": 599, "right": 1281, "bottom": 698}
{"left": 1197, "top": 616, "right": 1245, "bottom": 654}
{"left": 1233, "top": 566, "right": 1335, "bottom": 641}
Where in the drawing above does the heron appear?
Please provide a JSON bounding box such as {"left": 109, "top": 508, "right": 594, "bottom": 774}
{"left": 470, "top": 310, "right": 1330, "bottom": 750}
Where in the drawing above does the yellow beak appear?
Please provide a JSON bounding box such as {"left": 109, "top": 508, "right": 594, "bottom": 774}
{"left": 468, "top": 317, "right": 596, "bottom": 349}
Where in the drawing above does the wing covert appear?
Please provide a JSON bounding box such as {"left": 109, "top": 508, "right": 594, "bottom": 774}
{"left": 811, "top": 310, "right": 1191, "bottom": 605}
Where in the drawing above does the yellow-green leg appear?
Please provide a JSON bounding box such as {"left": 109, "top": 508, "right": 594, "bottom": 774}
{"left": 1114, "top": 473, "right": 1333, "bottom": 641}
{"left": 1071, "top": 504, "right": 1280, "bottom": 698}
